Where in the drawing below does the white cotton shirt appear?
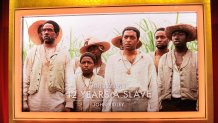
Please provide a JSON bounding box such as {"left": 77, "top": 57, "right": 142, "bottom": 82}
{"left": 24, "top": 45, "right": 75, "bottom": 111}
{"left": 83, "top": 78, "right": 91, "bottom": 111}
{"left": 102, "top": 50, "right": 158, "bottom": 112}
{"left": 171, "top": 66, "right": 182, "bottom": 98}
{"left": 28, "top": 46, "right": 65, "bottom": 112}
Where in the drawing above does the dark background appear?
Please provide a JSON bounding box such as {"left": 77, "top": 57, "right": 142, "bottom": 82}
{"left": 0, "top": 0, "right": 217, "bottom": 122}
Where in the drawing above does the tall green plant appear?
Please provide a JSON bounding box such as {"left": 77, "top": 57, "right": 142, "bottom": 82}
{"left": 69, "top": 28, "right": 83, "bottom": 59}
{"left": 23, "top": 20, "right": 34, "bottom": 61}
{"left": 187, "top": 41, "right": 198, "bottom": 51}
{"left": 138, "top": 18, "right": 157, "bottom": 53}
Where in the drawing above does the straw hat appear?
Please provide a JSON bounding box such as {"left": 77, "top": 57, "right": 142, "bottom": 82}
{"left": 111, "top": 36, "right": 142, "bottom": 49}
{"left": 80, "top": 37, "right": 110, "bottom": 54}
{"left": 28, "top": 20, "right": 62, "bottom": 45}
{"left": 165, "top": 24, "right": 197, "bottom": 42}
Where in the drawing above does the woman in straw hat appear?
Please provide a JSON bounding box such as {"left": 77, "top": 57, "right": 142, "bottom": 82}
{"left": 102, "top": 26, "right": 158, "bottom": 112}
{"left": 158, "top": 24, "right": 198, "bottom": 111}
{"left": 23, "top": 20, "right": 76, "bottom": 112}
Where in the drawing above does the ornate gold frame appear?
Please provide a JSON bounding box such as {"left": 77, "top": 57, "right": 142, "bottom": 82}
{"left": 9, "top": 0, "right": 212, "bottom": 122}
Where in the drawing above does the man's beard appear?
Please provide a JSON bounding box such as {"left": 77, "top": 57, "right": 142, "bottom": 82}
{"left": 156, "top": 45, "right": 168, "bottom": 50}
{"left": 44, "top": 38, "right": 55, "bottom": 44}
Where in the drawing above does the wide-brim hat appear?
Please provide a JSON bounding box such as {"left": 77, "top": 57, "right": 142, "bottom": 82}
{"left": 165, "top": 24, "right": 197, "bottom": 42}
{"left": 28, "top": 20, "right": 62, "bottom": 45}
{"left": 111, "top": 36, "right": 142, "bottom": 49}
{"left": 80, "top": 37, "right": 110, "bottom": 54}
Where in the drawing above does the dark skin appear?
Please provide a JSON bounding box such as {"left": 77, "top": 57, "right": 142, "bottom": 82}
{"left": 23, "top": 23, "right": 61, "bottom": 112}
{"left": 41, "top": 23, "right": 72, "bottom": 112}
{"left": 23, "top": 25, "right": 72, "bottom": 112}
{"left": 80, "top": 56, "right": 95, "bottom": 78}
{"left": 64, "top": 107, "right": 72, "bottom": 112}
{"left": 122, "top": 30, "right": 139, "bottom": 64}
{"left": 154, "top": 30, "right": 170, "bottom": 71}
{"left": 87, "top": 45, "right": 103, "bottom": 68}
{"left": 27, "top": 23, "right": 72, "bottom": 112}
{"left": 171, "top": 30, "right": 189, "bottom": 68}
{"left": 41, "top": 23, "right": 58, "bottom": 48}
{"left": 155, "top": 30, "right": 169, "bottom": 55}
{"left": 22, "top": 103, "right": 30, "bottom": 112}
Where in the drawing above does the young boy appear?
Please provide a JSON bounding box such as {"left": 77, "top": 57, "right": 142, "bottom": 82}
{"left": 74, "top": 52, "right": 104, "bottom": 112}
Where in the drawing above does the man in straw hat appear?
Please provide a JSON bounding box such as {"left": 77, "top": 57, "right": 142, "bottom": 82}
{"left": 73, "top": 37, "right": 110, "bottom": 78}
{"left": 102, "top": 26, "right": 158, "bottom": 112}
{"left": 158, "top": 24, "right": 198, "bottom": 111}
{"left": 23, "top": 20, "right": 76, "bottom": 112}
{"left": 149, "top": 27, "right": 170, "bottom": 72}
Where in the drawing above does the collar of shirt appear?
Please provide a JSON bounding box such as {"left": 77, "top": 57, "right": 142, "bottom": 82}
{"left": 116, "top": 50, "right": 144, "bottom": 64}
{"left": 167, "top": 49, "right": 192, "bottom": 69}
{"left": 36, "top": 44, "right": 62, "bottom": 62}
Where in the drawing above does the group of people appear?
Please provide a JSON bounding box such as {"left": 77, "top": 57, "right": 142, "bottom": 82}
{"left": 22, "top": 20, "right": 198, "bottom": 112}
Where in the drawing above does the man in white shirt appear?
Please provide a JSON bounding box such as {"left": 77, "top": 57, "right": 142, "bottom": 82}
{"left": 158, "top": 24, "right": 198, "bottom": 111}
{"left": 102, "top": 26, "right": 158, "bottom": 112}
{"left": 23, "top": 20, "right": 75, "bottom": 112}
